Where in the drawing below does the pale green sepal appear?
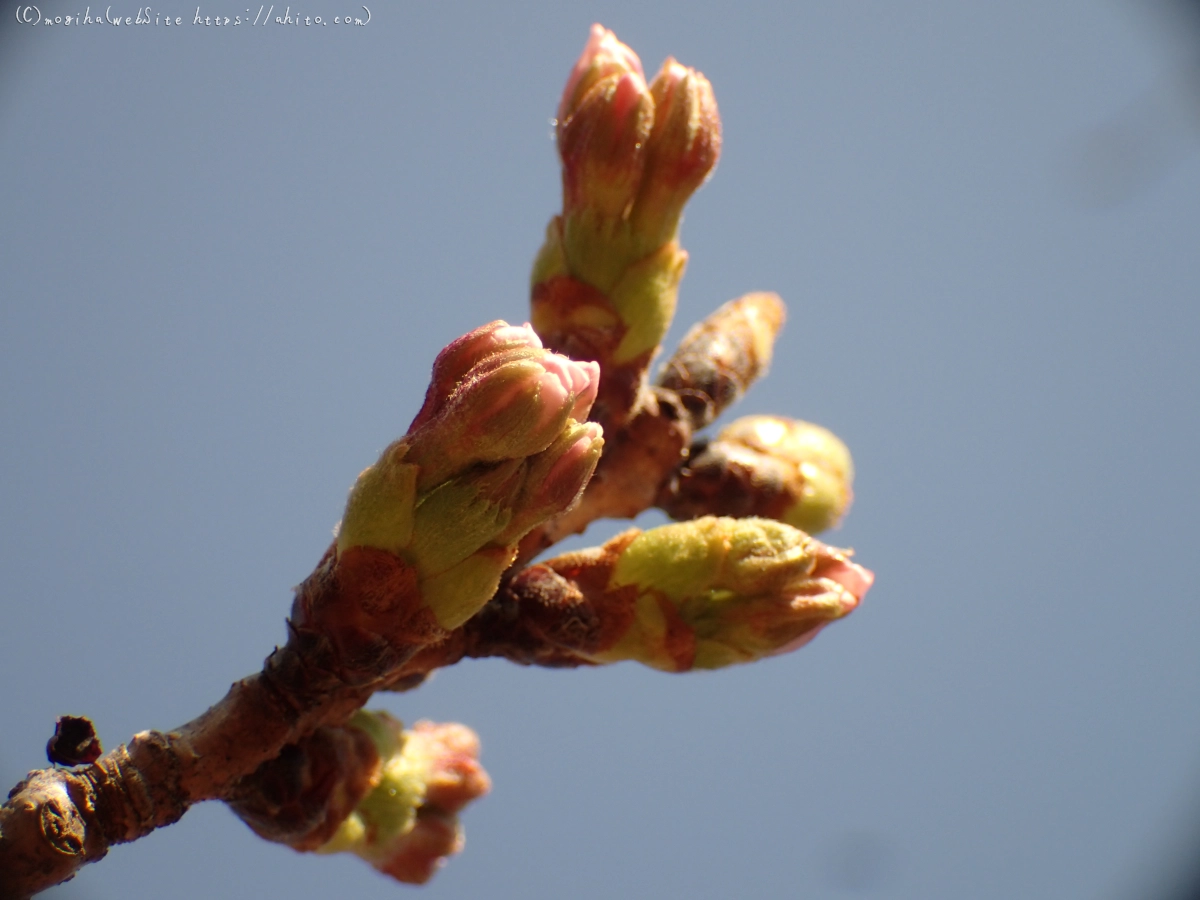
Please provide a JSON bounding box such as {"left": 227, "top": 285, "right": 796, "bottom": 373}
{"left": 722, "top": 518, "right": 815, "bottom": 595}
{"left": 337, "top": 449, "right": 419, "bottom": 555}
{"left": 348, "top": 708, "right": 403, "bottom": 759}
{"left": 407, "top": 463, "right": 521, "bottom": 578}
{"left": 352, "top": 749, "right": 430, "bottom": 858}
{"left": 609, "top": 518, "right": 725, "bottom": 601}
{"left": 530, "top": 217, "right": 570, "bottom": 287}
{"left": 783, "top": 463, "right": 846, "bottom": 536}
{"left": 421, "top": 546, "right": 517, "bottom": 630}
{"left": 317, "top": 811, "right": 366, "bottom": 855}
{"left": 692, "top": 639, "right": 753, "bottom": 671}
{"left": 561, "top": 207, "right": 640, "bottom": 295}
{"left": 608, "top": 242, "right": 686, "bottom": 363}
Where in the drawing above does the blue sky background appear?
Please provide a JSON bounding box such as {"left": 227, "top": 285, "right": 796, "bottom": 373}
{"left": 2, "top": 3, "right": 1199, "bottom": 898}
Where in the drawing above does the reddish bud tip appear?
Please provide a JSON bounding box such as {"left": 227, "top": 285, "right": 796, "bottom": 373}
{"left": 558, "top": 24, "right": 646, "bottom": 126}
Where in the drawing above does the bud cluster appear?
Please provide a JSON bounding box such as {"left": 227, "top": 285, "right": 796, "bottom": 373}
{"left": 291, "top": 321, "right": 604, "bottom": 683}
{"left": 531, "top": 25, "right": 723, "bottom": 423}
{"left": 335, "top": 321, "right": 603, "bottom": 631}
{"left": 317, "top": 711, "right": 491, "bottom": 885}
{"left": 0, "top": 25, "right": 879, "bottom": 900}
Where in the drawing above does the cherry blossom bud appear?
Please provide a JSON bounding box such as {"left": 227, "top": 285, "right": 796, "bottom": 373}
{"left": 498, "top": 419, "right": 605, "bottom": 544}
{"left": 631, "top": 58, "right": 722, "bottom": 255}
{"left": 305, "top": 324, "right": 604, "bottom": 664}
{"left": 557, "top": 24, "right": 646, "bottom": 126}
{"left": 410, "top": 321, "right": 544, "bottom": 431}
{"left": 318, "top": 711, "right": 491, "bottom": 885}
{"left": 598, "top": 517, "right": 871, "bottom": 670}
{"left": 405, "top": 350, "right": 600, "bottom": 489}
{"left": 530, "top": 26, "right": 725, "bottom": 424}
{"left": 725, "top": 416, "right": 855, "bottom": 534}
{"left": 557, "top": 26, "right": 654, "bottom": 250}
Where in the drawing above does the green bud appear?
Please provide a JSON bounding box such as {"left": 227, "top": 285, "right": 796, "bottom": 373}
{"left": 602, "top": 517, "right": 871, "bottom": 670}
{"left": 720, "top": 416, "right": 854, "bottom": 534}
{"left": 318, "top": 711, "right": 491, "bottom": 885}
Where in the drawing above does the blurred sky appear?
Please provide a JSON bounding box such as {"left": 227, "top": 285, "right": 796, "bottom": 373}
{"left": 2, "top": 2, "right": 1199, "bottom": 899}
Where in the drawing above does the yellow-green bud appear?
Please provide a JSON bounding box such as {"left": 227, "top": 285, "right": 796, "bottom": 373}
{"left": 600, "top": 517, "right": 871, "bottom": 670}
{"left": 319, "top": 710, "right": 491, "bottom": 885}
{"left": 720, "top": 416, "right": 854, "bottom": 534}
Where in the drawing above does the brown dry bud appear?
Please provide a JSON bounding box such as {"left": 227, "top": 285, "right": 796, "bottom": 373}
{"left": 46, "top": 716, "right": 103, "bottom": 767}
{"left": 228, "top": 723, "right": 381, "bottom": 851}
{"left": 657, "top": 292, "right": 785, "bottom": 428}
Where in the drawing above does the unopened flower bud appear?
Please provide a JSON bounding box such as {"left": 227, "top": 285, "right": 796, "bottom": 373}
{"left": 410, "top": 321, "right": 544, "bottom": 431}
{"left": 630, "top": 58, "right": 722, "bottom": 255}
{"left": 306, "top": 324, "right": 604, "bottom": 665}
{"left": 598, "top": 517, "right": 871, "bottom": 670}
{"left": 530, "top": 27, "right": 723, "bottom": 422}
{"left": 405, "top": 348, "right": 599, "bottom": 490}
{"left": 559, "top": 72, "right": 655, "bottom": 228}
{"left": 498, "top": 420, "right": 605, "bottom": 545}
{"left": 557, "top": 27, "right": 654, "bottom": 243}
{"left": 722, "top": 416, "right": 854, "bottom": 534}
{"left": 557, "top": 24, "right": 646, "bottom": 126}
{"left": 319, "top": 711, "right": 491, "bottom": 885}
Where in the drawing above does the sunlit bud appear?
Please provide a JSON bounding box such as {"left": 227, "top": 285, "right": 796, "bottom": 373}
{"left": 410, "top": 321, "right": 544, "bottom": 431}
{"left": 558, "top": 76, "right": 656, "bottom": 290}
{"left": 318, "top": 711, "right": 491, "bottom": 886}
{"left": 630, "top": 58, "right": 722, "bottom": 254}
{"left": 599, "top": 517, "right": 871, "bottom": 670}
{"left": 337, "top": 323, "right": 592, "bottom": 557}
{"left": 405, "top": 350, "right": 600, "bottom": 489}
{"left": 721, "top": 416, "right": 854, "bottom": 534}
{"left": 657, "top": 293, "right": 785, "bottom": 428}
{"left": 498, "top": 420, "right": 605, "bottom": 544}
{"left": 557, "top": 27, "right": 654, "bottom": 230}
{"left": 557, "top": 24, "right": 646, "bottom": 126}
{"left": 313, "top": 324, "right": 605, "bottom": 665}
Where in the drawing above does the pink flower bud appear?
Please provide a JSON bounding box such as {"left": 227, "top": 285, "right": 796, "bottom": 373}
{"left": 630, "top": 57, "right": 722, "bottom": 251}
{"left": 592, "top": 518, "right": 872, "bottom": 670}
{"left": 311, "top": 712, "right": 491, "bottom": 886}
{"left": 406, "top": 349, "right": 600, "bottom": 489}
{"left": 410, "top": 321, "right": 543, "bottom": 431}
{"left": 557, "top": 24, "right": 646, "bottom": 130}
{"left": 558, "top": 71, "right": 656, "bottom": 228}
{"left": 498, "top": 420, "right": 605, "bottom": 544}
{"left": 764, "top": 544, "right": 875, "bottom": 657}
